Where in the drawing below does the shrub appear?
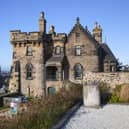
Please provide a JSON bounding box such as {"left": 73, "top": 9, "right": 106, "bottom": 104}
{"left": 109, "top": 94, "right": 120, "bottom": 103}
{"left": 114, "top": 85, "right": 122, "bottom": 97}
{"left": 0, "top": 84, "right": 82, "bottom": 129}
{"left": 109, "top": 84, "right": 129, "bottom": 103}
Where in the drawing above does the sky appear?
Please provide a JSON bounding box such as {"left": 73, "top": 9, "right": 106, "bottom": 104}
{"left": 0, "top": 0, "right": 129, "bottom": 71}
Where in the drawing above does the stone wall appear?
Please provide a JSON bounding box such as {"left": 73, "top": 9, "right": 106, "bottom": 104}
{"left": 83, "top": 72, "right": 129, "bottom": 89}
{"left": 66, "top": 22, "right": 99, "bottom": 81}
{"left": 9, "top": 35, "right": 45, "bottom": 97}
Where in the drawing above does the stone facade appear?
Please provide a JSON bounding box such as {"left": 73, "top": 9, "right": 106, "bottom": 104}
{"left": 9, "top": 31, "right": 44, "bottom": 97}
{"left": 9, "top": 12, "right": 118, "bottom": 97}
{"left": 86, "top": 72, "right": 129, "bottom": 89}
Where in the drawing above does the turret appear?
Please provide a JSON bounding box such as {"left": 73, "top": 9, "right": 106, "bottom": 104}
{"left": 39, "top": 12, "right": 46, "bottom": 33}
{"left": 93, "top": 22, "right": 102, "bottom": 43}
{"left": 49, "top": 25, "right": 56, "bottom": 35}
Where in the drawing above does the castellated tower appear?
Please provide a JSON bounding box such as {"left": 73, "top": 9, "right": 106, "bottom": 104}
{"left": 9, "top": 12, "right": 46, "bottom": 97}
{"left": 93, "top": 22, "right": 102, "bottom": 43}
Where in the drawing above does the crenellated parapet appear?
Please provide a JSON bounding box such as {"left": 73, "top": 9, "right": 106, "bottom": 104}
{"left": 10, "top": 30, "right": 42, "bottom": 43}
{"left": 52, "top": 33, "right": 67, "bottom": 42}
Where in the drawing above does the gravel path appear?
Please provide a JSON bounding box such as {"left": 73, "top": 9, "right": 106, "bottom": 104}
{"left": 62, "top": 104, "right": 129, "bottom": 129}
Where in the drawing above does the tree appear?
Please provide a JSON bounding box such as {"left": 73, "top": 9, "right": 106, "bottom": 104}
{"left": 116, "top": 59, "right": 123, "bottom": 71}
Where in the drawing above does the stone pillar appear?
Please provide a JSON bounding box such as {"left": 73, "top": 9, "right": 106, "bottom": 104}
{"left": 58, "top": 66, "right": 62, "bottom": 81}
{"left": 83, "top": 84, "right": 100, "bottom": 107}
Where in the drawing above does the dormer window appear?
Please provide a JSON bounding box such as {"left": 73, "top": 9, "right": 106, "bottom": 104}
{"left": 26, "top": 46, "right": 33, "bottom": 56}
{"left": 75, "top": 46, "right": 81, "bottom": 56}
{"left": 55, "top": 46, "right": 61, "bottom": 55}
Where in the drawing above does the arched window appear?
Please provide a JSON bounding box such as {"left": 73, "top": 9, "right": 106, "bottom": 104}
{"left": 26, "top": 46, "right": 33, "bottom": 56}
{"left": 55, "top": 46, "right": 61, "bottom": 55}
{"left": 74, "top": 64, "right": 83, "bottom": 79}
{"left": 26, "top": 64, "right": 33, "bottom": 80}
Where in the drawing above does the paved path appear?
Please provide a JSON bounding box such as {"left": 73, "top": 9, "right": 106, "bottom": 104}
{"left": 62, "top": 104, "right": 129, "bottom": 129}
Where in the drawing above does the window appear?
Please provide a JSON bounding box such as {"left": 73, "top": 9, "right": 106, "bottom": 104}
{"left": 13, "top": 52, "right": 16, "bottom": 59}
{"left": 55, "top": 46, "right": 61, "bottom": 55}
{"left": 74, "top": 64, "right": 83, "bottom": 79}
{"left": 110, "top": 65, "right": 115, "bottom": 72}
{"left": 46, "top": 66, "right": 58, "bottom": 80}
{"left": 26, "top": 46, "right": 33, "bottom": 56}
{"left": 15, "top": 61, "right": 20, "bottom": 72}
{"left": 26, "top": 64, "right": 33, "bottom": 80}
{"left": 75, "top": 46, "right": 81, "bottom": 56}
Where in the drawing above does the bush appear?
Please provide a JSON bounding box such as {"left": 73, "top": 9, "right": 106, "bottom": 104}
{"left": 0, "top": 84, "right": 82, "bottom": 129}
{"left": 109, "top": 84, "right": 129, "bottom": 103}
{"left": 109, "top": 94, "right": 119, "bottom": 103}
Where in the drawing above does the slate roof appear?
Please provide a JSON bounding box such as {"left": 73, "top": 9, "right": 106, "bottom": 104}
{"left": 45, "top": 56, "right": 64, "bottom": 66}
{"left": 100, "top": 43, "right": 117, "bottom": 61}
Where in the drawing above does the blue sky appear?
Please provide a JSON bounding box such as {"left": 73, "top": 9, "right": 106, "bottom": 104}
{"left": 0, "top": 0, "right": 129, "bottom": 70}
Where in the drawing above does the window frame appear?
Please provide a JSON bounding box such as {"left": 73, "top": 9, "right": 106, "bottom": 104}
{"left": 74, "top": 63, "right": 83, "bottom": 80}
{"left": 26, "top": 46, "right": 33, "bottom": 56}
{"left": 26, "top": 63, "right": 33, "bottom": 80}
{"left": 55, "top": 46, "right": 61, "bottom": 55}
{"left": 75, "top": 45, "right": 81, "bottom": 56}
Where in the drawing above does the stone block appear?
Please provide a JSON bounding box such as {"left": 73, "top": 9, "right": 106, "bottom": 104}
{"left": 83, "top": 85, "right": 100, "bottom": 107}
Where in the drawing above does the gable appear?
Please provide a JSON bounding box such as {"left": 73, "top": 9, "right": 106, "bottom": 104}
{"left": 66, "top": 19, "right": 99, "bottom": 56}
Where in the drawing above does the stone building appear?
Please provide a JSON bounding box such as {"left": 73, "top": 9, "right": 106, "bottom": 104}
{"left": 9, "top": 12, "right": 117, "bottom": 97}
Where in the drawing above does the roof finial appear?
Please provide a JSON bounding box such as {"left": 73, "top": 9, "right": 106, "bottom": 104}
{"left": 40, "top": 11, "right": 44, "bottom": 18}
{"left": 49, "top": 25, "right": 56, "bottom": 35}
{"left": 76, "top": 17, "right": 80, "bottom": 24}
{"left": 95, "top": 21, "right": 98, "bottom": 28}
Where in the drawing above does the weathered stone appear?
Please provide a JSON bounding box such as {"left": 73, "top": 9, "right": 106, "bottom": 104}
{"left": 8, "top": 12, "right": 120, "bottom": 97}
{"left": 83, "top": 85, "right": 100, "bottom": 107}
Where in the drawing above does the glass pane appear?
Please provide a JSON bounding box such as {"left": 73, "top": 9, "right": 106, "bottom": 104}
{"left": 74, "top": 64, "right": 82, "bottom": 79}
{"left": 46, "top": 67, "right": 58, "bottom": 80}
{"left": 75, "top": 46, "right": 81, "bottom": 56}
{"left": 26, "top": 64, "right": 33, "bottom": 79}
{"left": 55, "top": 46, "right": 61, "bottom": 55}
